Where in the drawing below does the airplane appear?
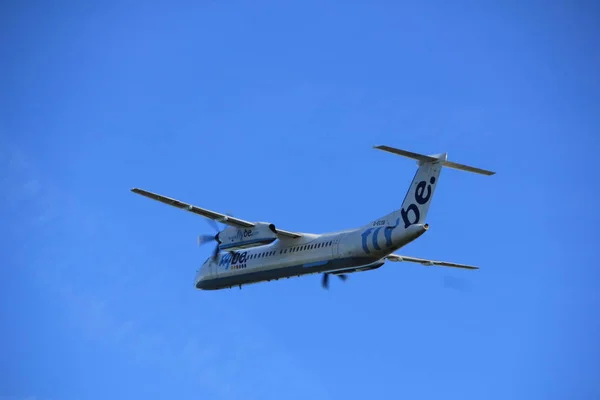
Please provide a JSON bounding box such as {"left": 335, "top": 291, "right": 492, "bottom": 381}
{"left": 131, "top": 145, "right": 495, "bottom": 290}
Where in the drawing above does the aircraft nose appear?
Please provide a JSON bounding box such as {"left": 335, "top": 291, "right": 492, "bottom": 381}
{"left": 195, "top": 273, "right": 215, "bottom": 290}
{"left": 194, "top": 268, "right": 204, "bottom": 286}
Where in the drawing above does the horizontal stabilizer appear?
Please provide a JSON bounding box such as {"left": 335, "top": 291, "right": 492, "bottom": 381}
{"left": 374, "top": 145, "right": 496, "bottom": 176}
{"left": 384, "top": 254, "right": 479, "bottom": 270}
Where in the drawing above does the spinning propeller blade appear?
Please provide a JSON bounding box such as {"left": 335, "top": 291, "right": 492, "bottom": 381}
{"left": 321, "top": 273, "right": 348, "bottom": 290}
{"left": 211, "top": 243, "right": 220, "bottom": 262}
{"left": 206, "top": 218, "right": 220, "bottom": 233}
{"left": 198, "top": 212, "right": 236, "bottom": 262}
{"left": 197, "top": 234, "right": 216, "bottom": 246}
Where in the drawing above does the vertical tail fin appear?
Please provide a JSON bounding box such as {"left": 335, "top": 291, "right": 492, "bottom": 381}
{"left": 393, "top": 152, "right": 445, "bottom": 228}
{"left": 371, "top": 145, "right": 495, "bottom": 229}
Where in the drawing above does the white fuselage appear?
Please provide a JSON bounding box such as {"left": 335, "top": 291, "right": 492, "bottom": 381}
{"left": 196, "top": 150, "right": 443, "bottom": 290}
{"left": 195, "top": 220, "right": 428, "bottom": 290}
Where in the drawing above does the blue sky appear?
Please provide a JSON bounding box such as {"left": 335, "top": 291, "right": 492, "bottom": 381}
{"left": 1, "top": 1, "right": 598, "bottom": 399}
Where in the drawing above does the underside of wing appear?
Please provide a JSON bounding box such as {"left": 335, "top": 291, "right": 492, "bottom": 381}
{"left": 131, "top": 188, "right": 302, "bottom": 238}
{"left": 384, "top": 254, "right": 479, "bottom": 270}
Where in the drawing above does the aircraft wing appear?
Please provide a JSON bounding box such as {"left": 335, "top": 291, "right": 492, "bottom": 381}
{"left": 131, "top": 188, "right": 302, "bottom": 238}
{"left": 384, "top": 253, "right": 479, "bottom": 270}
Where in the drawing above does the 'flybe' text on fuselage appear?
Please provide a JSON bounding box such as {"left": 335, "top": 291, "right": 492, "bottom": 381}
{"left": 219, "top": 251, "right": 249, "bottom": 270}
{"left": 361, "top": 217, "right": 401, "bottom": 254}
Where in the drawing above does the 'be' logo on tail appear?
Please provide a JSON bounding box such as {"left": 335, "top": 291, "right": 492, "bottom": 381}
{"left": 400, "top": 176, "right": 436, "bottom": 228}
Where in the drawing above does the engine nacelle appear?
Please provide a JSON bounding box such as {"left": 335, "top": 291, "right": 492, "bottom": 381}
{"left": 217, "top": 222, "right": 278, "bottom": 251}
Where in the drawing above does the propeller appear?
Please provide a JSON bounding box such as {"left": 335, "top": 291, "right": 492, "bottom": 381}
{"left": 321, "top": 273, "right": 348, "bottom": 290}
{"left": 197, "top": 213, "right": 235, "bottom": 262}
{"left": 197, "top": 218, "right": 222, "bottom": 262}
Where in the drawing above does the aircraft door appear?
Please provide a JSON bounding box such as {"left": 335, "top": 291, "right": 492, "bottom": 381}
{"left": 201, "top": 258, "right": 217, "bottom": 279}
{"left": 332, "top": 235, "right": 341, "bottom": 259}
{"left": 210, "top": 260, "right": 218, "bottom": 278}
{"left": 332, "top": 233, "right": 349, "bottom": 259}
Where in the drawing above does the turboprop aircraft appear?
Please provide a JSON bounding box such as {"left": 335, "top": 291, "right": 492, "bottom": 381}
{"left": 131, "top": 145, "right": 495, "bottom": 290}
